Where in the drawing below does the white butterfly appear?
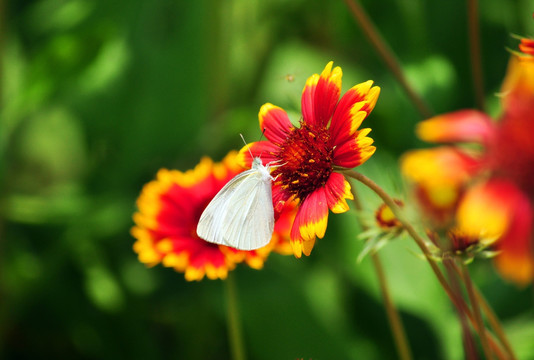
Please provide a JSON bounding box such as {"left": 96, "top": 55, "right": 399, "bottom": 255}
{"left": 196, "top": 157, "right": 275, "bottom": 250}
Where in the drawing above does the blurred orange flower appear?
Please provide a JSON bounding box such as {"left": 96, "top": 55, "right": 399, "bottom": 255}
{"left": 131, "top": 151, "right": 295, "bottom": 281}
{"left": 375, "top": 200, "right": 404, "bottom": 231}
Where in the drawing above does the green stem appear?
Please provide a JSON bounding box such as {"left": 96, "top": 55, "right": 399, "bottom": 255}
{"left": 342, "top": 0, "right": 433, "bottom": 119}
{"left": 451, "top": 261, "right": 516, "bottom": 359}
{"left": 467, "top": 0, "right": 485, "bottom": 110}
{"left": 460, "top": 261, "right": 493, "bottom": 360}
{"left": 351, "top": 188, "right": 412, "bottom": 360}
{"left": 443, "top": 258, "right": 478, "bottom": 360}
{"left": 372, "top": 254, "right": 413, "bottom": 360}
{"left": 225, "top": 272, "right": 246, "bottom": 360}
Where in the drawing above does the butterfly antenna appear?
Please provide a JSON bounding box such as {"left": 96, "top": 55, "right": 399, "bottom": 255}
{"left": 240, "top": 133, "right": 255, "bottom": 161}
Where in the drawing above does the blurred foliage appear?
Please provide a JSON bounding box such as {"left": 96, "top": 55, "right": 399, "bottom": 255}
{"left": 1, "top": 0, "right": 534, "bottom": 359}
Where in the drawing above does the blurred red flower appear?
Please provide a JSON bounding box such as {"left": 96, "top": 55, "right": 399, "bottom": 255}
{"left": 402, "top": 40, "right": 534, "bottom": 285}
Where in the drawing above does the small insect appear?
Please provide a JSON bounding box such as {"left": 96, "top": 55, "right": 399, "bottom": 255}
{"left": 284, "top": 73, "right": 295, "bottom": 83}
{"left": 196, "top": 156, "right": 275, "bottom": 250}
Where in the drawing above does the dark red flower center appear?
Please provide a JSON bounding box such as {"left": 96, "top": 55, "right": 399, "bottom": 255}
{"left": 448, "top": 228, "right": 479, "bottom": 253}
{"left": 272, "top": 122, "right": 333, "bottom": 201}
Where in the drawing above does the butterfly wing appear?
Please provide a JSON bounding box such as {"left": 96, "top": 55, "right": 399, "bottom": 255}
{"left": 220, "top": 172, "right": 274, "bottom": 250}
{"left": 197, "top": 169, "right": 256, "bottom": 246}
{"left": 197, "top": 168, "right": 274, "bottom": 250}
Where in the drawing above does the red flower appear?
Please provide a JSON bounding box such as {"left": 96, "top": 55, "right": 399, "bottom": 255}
{"left": 131, "top": 151, "right": 295, "bottom": 281}
{"left": 402, "top": 40, "right": 534, "bottom": 285}
{"left": 239, "top": 62, "right": 380, "bottom": 257}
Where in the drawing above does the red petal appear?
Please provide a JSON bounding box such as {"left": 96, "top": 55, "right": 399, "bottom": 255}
{"left": 330, "top": 81, "right": 380, "bottom": 145}
{"left": 301, "top": 62, "right": 342, "bottom": 128}
{"left": 270, "top": 199, "right": 298, "bottom": 256}
{"left": 416, "top": 110, "right": 494, "bottom": 144}
{"left": 258, "top": 103, "right": 294, "bottom": 146}
{"left": 301, "top": 74, "right": 318, "bottom": 128}
{"left": 494, "top": 190, "right": 534, "bottom": 286}
{"left": 324, "top": 173, "right": 353, "bottom": 213}
{"left": 290, "top": 188, "right": 329, "bottom": 243}
{"left": 401, "top": 147, "right": 481, "bottom": 186}
{"left": 333, "top": 128, "right": 376, "bottom": 168}
{"left": 237, "top": 141, "right": 280, "bottom": 168}
{"left": 457, "top": 179, "right": 523, "bottom": 240}
{"left": 185, "top": 243, "right": 231, "bottom": 281}
{"left": 459, "top": 179, "right": 534, "bottom": 285}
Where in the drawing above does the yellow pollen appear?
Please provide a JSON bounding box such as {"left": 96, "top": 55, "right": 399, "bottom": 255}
{"left": 301, "top": 173, "right": 309, "bottom": 177}
{"left": 292, "top": 180, "right": 299, "bottom": 184}
{"left": 309, "top": 159, "right": 316, "bottom": 163}
{"left": 308, "top": 132, "right": 316, "bottom": 138}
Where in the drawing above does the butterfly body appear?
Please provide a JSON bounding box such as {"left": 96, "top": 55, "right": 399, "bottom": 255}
{"left": 197, "top": 157, "right": 275, "bottom": 250}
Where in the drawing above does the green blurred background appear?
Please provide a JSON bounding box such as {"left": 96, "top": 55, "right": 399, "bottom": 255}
{"left": 1, "top": 0, "right": 534, "bottom": 359}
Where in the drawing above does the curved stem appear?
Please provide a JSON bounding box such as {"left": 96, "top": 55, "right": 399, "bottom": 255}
{"left": 443, "top": 258, "right": 478, "bottom": 360}
{"left": 351, "top": 189, "right": 412, "bottom": 360}
{"left": 343, "top": 170, "right": 511, "bottom": 359}
{"left": 342, "top": 0, "right": 433, "bottom": 119}
{"left": 451, "top": 261, "right": 516, "bottom": 359}
{"left": 225, "top": 272, "right": 246, "bottom": 360}
{"left": 371, "top": 254, "right": 413, "bottom": 360}
{"left": 344, "top": 170, "right": 453, "bottom": 298}
{"left": 460, "top": 261, "right": 493, "bottom": 359}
